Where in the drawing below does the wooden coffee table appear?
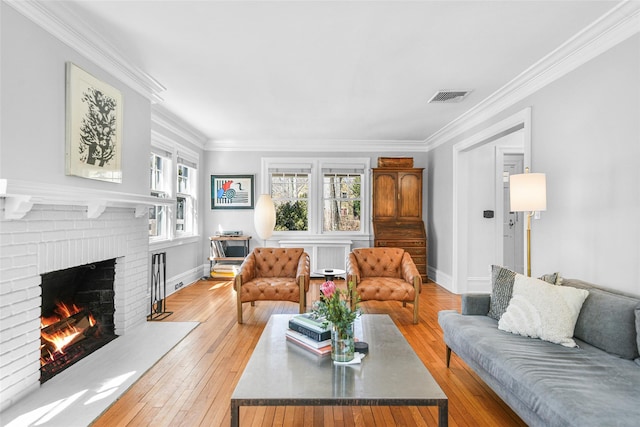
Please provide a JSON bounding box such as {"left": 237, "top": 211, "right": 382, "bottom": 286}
{"left": 230, "top": 314, "right": 448, "bottom": 426}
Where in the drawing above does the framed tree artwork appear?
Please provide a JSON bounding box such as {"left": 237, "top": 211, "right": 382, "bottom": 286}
{"left": 211, "top": 175, "right": 254, "bottom": 209}
{"left": 66, "top": 63, "right": 123, "bottom": 183}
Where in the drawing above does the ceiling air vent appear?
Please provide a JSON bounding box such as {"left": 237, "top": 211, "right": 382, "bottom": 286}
{"left": 428, "top": 90, "right": 472, "bottom": 103}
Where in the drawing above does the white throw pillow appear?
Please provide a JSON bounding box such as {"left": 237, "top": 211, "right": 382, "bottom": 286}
{"left": 498, "top": 274, "right": 589, "bottom": 347}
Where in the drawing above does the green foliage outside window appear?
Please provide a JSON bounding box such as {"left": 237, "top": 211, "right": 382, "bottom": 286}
{"left": 271, "top": 172, "right": 309, "bottom": 231}
{"left": 275, "top": 201, "right": 308, "bottom": 231}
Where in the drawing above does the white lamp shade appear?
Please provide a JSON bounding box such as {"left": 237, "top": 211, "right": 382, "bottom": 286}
{"left": 510, "top": 173, "right": 547, "bottom": 212}
{"left": 254, "top": 194, "right": 276, "bottom": 240}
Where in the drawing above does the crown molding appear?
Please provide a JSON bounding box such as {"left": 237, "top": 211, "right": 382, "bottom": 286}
{"left": 205, "top": 138, "right": 427, "bottom": 153}
{"left": 151, "top": 105, "right": 207, "bottom": 150}
{"left": 5, "top": 0, "right": 166, "bottom": 103}
{"left": 424, "top": 0, "right": 640, "bottom": 152}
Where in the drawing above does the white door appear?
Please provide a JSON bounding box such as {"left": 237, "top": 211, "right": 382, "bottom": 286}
{"left": 503, "top": 154, "right": 524, "bottom": 273}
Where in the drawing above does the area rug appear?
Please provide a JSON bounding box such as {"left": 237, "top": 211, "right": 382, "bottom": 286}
{"left": 1, "top": 321, "right": 199, "bottom": 427}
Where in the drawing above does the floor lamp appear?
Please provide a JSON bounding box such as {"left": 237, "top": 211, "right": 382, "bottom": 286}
{"left": 254, "top": 194, "right": 276, "bottom": 246}
{"left": 509, "top": 168, "right": 547, "bottom": 277}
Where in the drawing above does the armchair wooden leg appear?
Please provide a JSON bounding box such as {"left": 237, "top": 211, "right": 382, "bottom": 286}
{"left": 298, "top": 278, "right": 306, "bottom": 313}
{"left": 349, "top": 287, "right": 358, "bottom": 312}
{"left": 446, "top": 345, "right": 452, "bottom": 367}
{"left": 236, "top": 280, "right": 243, "bottom": 324}
{"left": 413, "top": 292, "right": 419, "bottom": 325}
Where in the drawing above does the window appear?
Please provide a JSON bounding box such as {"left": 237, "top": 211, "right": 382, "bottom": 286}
{"left": 176, "top": 159, "right": 197, "bottom": 235}
{"left": 263, "top": 158, "right": 369, "bottom": 236}
{"left": 149, "top": 143, "right": 199, "bottom": 242}
{"left": 150, "top": 153, "right": 169, "bottom": 197}
{"left": 149, "top": 151, "right": 171, "bottom": 239}
{"left": 322, "top": 172, "right": 361, "bottom": 232}
{"left": 271, "top": 170, "right": 310, "bottom": 231}
{"left": 149, "top": 205, "right": 167, "bottom": 238}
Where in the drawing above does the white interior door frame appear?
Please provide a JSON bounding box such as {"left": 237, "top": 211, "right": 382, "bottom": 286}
{"left": 495, "top": 145, "right": 525, "bottom": 270}
{"left": 452, "top": 108, "right": 531, "bottom": 294}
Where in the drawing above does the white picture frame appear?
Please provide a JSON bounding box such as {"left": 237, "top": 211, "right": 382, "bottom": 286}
{"left": 66, "top": 62, "right": 123, "bottom": 183}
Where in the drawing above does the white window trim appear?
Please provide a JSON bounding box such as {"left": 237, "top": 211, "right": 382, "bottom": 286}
{"left": 175, "top": 162, "right": 198, "bottom": 238}
{"left": 149, "top": 150, "right": 173, "bottom": 244}
{"left": 150, "top": 135, "right": 200, "bottom": 245}
{"left": 261, "top": 157, "right": 371, "bottom": 239}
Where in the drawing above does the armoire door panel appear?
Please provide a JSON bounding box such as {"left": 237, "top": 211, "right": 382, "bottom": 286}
{"left": 372, "top": 172, "right": 398, "bottom": 220}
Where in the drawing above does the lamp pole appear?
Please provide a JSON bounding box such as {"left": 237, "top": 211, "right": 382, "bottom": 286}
{"left": 526, "top": 211, "right": 533, "bottom": 277}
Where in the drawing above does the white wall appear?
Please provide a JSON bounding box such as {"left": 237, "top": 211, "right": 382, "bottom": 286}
{"left": 464, "top": 143, "right": 496, "bottom": 278}
{"left": 0, "top": 4, "right": 150, "bottom": 196}
{"left": 528, "top": 35, "right": 639, "bottom": 294}
{"left": 428, "top": 34, "right": 640, "bottom": 296}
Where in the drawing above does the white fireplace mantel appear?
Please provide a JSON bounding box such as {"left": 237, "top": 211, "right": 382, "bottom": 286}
{"left": 0, "top": 178, "right": 172, "bottom": 220}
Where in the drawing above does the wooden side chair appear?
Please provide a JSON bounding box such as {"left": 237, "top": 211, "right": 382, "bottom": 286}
{"left": 234, "top": 247, "right": 310, "bottom": 324}
{"left": 346, "top": 247, "right": 422, "bottom": 324}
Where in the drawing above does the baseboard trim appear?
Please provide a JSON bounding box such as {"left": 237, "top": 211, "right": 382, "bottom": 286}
{"left": 467, "top": 276, "right": 491, "bottom": 294}
{"left": 165, "top": 266, "right": 203, "bottom": 298}
{"left": 428, "top": 266, "right": 454, "bottom": 293}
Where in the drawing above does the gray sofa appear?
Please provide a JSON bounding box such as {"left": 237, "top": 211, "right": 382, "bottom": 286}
{"left": 438, "top": 279, "right": 640, "bottom": 427}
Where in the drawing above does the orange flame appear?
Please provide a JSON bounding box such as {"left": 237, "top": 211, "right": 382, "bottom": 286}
{"left": 41, "top": 301, "right": 83, "bottom": 328}
{"left": 42, "top": 327, "right": 81, "bottom": 354}
{"left": 40, "top": 302, "right": 97, "bottom": 365}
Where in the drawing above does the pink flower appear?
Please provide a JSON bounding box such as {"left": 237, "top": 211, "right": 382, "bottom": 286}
{"left": 320, "top": 281, "right": 336, "bottom": 299}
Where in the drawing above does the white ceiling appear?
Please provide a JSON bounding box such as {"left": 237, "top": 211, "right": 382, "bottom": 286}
{"left": 63, "top": 0, "right": 619, "bottom": 148}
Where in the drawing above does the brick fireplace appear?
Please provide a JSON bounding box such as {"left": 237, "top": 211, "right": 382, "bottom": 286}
{"left": 39, "top": 258, "right": 119, "bottom": 383}
{"left": 0, "top": 201, "right": 150, "bottom": 412}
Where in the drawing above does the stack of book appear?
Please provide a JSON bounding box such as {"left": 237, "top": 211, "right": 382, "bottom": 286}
{"left": 211, "top": 262, "right": 239, "bottom": 277}
{"left": 286, "top": 314, "right": 332, "bottom": 356}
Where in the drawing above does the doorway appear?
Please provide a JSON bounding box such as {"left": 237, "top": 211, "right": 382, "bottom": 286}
{"left": 452, "top": 108, "right": 531, "bottom": 294}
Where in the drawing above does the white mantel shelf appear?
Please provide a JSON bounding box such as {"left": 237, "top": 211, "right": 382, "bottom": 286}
{"left": 0, "top": 179, "right": 172, "bottom": 220}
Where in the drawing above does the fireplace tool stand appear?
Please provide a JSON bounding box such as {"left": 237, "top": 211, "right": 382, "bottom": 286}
{"left": 148, "top": 252, "right": 173, "bottom": 320}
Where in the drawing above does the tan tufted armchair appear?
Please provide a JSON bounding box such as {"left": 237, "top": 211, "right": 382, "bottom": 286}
{"left": 346, "top": 247, "right": 422, "bottom": 324}
{"left": 234, "top": 247, "right": 310, "bottom": 324}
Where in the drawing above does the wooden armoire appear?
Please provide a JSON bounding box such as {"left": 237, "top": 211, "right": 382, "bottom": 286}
{"left": 372, "top": 158, "right": 427, "bottom": 281}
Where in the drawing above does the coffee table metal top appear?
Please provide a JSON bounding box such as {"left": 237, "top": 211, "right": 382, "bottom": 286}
{"left": 231, "top": 314, "right": 447, "bottom": 405}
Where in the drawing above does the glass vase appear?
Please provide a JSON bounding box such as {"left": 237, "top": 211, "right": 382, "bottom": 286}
{"left": 331, "top": 323, "right": 355, "bottom": 362}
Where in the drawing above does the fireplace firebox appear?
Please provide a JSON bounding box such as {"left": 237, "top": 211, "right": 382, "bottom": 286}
{"left": 40, "top": 259, "right": 118, "bottom": 383}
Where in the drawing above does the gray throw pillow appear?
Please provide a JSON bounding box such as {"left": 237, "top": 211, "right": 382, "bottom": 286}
{"left": 487, "top": 265, "right": 517, "bottom": 320}
{"left": 487, "top": 266, "right": 561, "bottom": 320}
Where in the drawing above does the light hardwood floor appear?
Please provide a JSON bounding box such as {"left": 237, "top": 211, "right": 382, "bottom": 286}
{"left": 93, "top": 279, "right": 526, "bottom": 426}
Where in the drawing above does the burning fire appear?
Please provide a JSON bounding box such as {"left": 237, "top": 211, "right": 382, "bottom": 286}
{"left": 40, "top": 301, "right": 96, "bottom": 366}
{"left": 41, "top": 302, "right": 82, "bottom": 328}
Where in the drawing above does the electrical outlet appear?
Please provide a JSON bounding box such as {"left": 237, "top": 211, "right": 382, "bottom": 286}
{"left": 175, "top": 281, "right": 184, "bottom": 290}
